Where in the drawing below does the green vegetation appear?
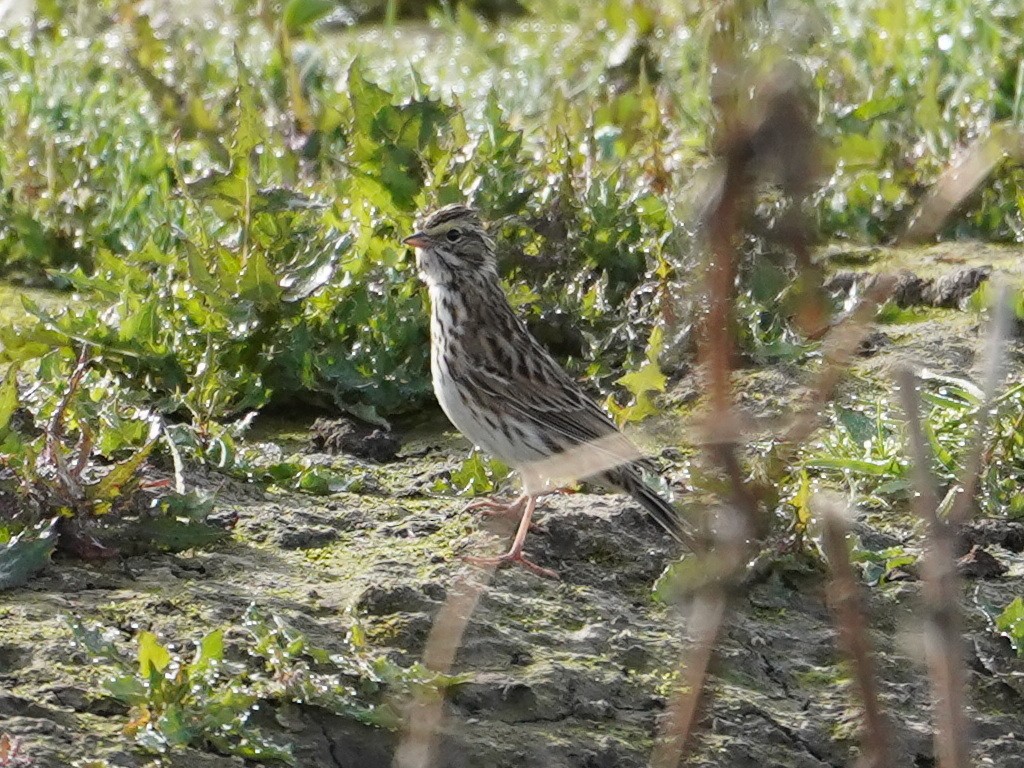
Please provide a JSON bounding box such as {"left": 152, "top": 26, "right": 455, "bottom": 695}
{"left": 995, "top": 597, "right": 1024, "bottom": 656}
{"left": 69, "top": 605, "right": 457, "bottom": 764}
{"left": 1, "top": 0, "right": 1024, "bottom": 760}
{"left": 0, "top": 354, "right": 227, "bottom": 585}
{"left": 3, "top": 0, "right": 1024, "bottom": 423}
{"left": 71, "top": 617, "right": 292, "bottom": 762}
{"left": 804, "top": 370, "right": 1024, "bottom": 519}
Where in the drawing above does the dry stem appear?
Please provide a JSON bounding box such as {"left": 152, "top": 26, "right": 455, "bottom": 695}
{"left": 896, "top": 368, "right": 971, "bottom": 768}
{"left": 820, "top": 500, "right": 893, "bottom": 768}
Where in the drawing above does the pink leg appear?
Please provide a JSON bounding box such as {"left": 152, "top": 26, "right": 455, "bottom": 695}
{"left": 465, "top": 496, "right": 558, "bottom": 579}
{"left": 463, "top": 493, "right": 544, "bottom": 532}
{"left": 463, "top": 493, "right": 528, "bottom": 521}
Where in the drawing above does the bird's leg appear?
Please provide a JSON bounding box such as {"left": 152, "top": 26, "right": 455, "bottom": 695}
{"left": 465, "top": 495, "right": 558, "bottom": 579}
{"left": 462, "top": 492, "right": 545, "bottom": 532}
{"left": 462, "top": 493, "right": 527, "bottom": 521}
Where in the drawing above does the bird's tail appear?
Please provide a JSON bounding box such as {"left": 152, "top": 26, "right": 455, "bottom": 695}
{"left": 609, "top": 467, "right": 694, "bottom": 548}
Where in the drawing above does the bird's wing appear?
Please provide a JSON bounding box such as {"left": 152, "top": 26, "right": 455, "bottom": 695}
{"left": 456, "top": 330, "right": 645, "bottom": 472}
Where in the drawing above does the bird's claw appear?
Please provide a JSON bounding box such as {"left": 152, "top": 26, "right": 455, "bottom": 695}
{"left": 463, "top": 497, "right": 542, "bottom": 531}
{"left": 463, "top": 497, "right": 521, "bottom": 519}
{"left": 465, "top": 551, "right": 559, "bottom": 580}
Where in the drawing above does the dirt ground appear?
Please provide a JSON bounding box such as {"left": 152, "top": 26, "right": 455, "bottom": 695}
{"left": 3, "top": 243, "right": 1024, "bottom": 767}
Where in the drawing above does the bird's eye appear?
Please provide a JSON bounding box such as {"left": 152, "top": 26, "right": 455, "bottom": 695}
{"left": 445, "top": 228, "right": 462, "bottom": 242}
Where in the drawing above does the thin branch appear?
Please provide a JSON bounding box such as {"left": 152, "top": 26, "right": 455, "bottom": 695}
{"left": 901, "top": 126, "right": 1024, "bottom": 244}
{"left": 896, "top": 367, "right": 971, "bottom": 768}
{"left": 393, "top": 564, "right": 497, "bottom": 768}
{"left": 650, "top": 509, "right": 746, "bottom": 768}
{"left": 820, "top": 499, "right": 892, "bottom": 768}
{"left": 780, "top": 274, "right": 895, "bottom": 447}
{"left": 41, "top": 352, "right": 91, "bottom": 503}
{"left": 948, "top": 281, "right": 1011, "bottom": 526}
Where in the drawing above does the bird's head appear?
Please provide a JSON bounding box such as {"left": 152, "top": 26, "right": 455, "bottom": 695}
{"left": 403, "top": 204, "right": 497, "bottom": 285}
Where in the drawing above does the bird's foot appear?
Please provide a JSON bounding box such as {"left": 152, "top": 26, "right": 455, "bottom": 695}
{"left": 463, "top": 496, "right": 522, "bottom": 519}
{"left": 465, "top": 550, "right": 559, "bottom": 580}
{"left": 463, "top": 495, "right": 543, "bottom": 531}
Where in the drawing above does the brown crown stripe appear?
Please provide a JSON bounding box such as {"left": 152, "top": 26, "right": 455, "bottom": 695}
{"left": 424, "top": 205, "right": 478, "bottom": 229}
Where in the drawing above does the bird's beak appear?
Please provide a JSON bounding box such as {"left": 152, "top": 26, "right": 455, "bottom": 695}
{"left": 403, "top": 232, "right": 430, "bottom": 249}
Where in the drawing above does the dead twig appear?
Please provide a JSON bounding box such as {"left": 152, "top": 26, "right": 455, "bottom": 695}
{"left": 653, "top": 57, "right": 820, "bottom": 767}
{"left": 896, "top": 367, "right": 971, "bottom": 768}
{"left": 819, "top": 499, "right": 893, "bottom": 768}
{"left": 780, "top": 274, "right": 895, "bottom": 447}
{"left": 947, "top": 282, "right": 1011, "bottom": 526}
{"left": 393, "top": 563, "right": 497, "bottom": 768}
{"left": 649, "top": 509, "right": 745, "bottom": 768}
{"left": 901, "top": 125, "right": 1024, "bottom": 244}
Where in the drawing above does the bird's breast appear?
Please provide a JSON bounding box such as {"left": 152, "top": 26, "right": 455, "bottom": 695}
{"left": 428, "top": 298, "right": 550, "bottom": 468}
{"left": 429, "top": 300, "right": 477, "bottom": 435}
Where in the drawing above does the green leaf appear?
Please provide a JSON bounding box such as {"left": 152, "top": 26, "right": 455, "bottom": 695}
{"left": 967, "top": 281, "right": 993, "bottom": 315}
{"left": 136, "top": 725, "right": 168, "bottom": 753}
{"left": 877, "top": 301, "right": 931, "bottom": 325}
{"left": 789, "top": 471, "right": 812, "bottom": 533}
{"left": 185, "top": 169, "right": 248, "bottom": 207}
{"left": 0, "top": 519, "right": 57, "bottom": 591}
{"left": 883, "top": 553, "right": 916, "bottom": 573}
{"left": 124, "top": 516, "right": 228, "bottom": 552}
{"left": 160, "top": 488, "right": 217, "bottom": 520}
{"left": 157, "top": 704, "right": 193, "bottom": 747}
{"left": 297, "top": 469, "right": 331, "bottom": 495}
{"left": 346, "top": 64, "right": 456, "bottom": 210}
{"left": 924, "top": 419, "right": 955, "bottom": 473}
{"left": 238, "top": 252, "right": 282, "bottom": 307}
{"left": 851, "top": 95, "right": 902, "bottom": 121}
{"left": 186, "top": 244, "right": 219, "bottom": 295}
{"left": 232, "top": 48, "right": 263, "bottom": 157}
{"left": 283, "top": 0, "right": 335, "bottom": 35}
{"left": 104, "top": 674, "right": 148, "bottom": 705}
{"left": 138, "top": 631, "right": 172, "bottom": 676}
{"left": 618, "top": 324, "right": 666, "bottom": 401}
{"left": 443, "top": 450, "right": 510, "bottom": 496}
{"left": 605, "top": 391, "right": 660, "bottom": 425}
{"left": 834, "top": 129, "right": 884, "bottom": 169}
{"left": 0, "top": 365, "right": 19, "bottom": 431}
{"left": 226, "top": 737, "right": 296, "bottom": 764}
{"left": 804, "top": 456, "right": 902, "bottom": 476}
{"left": 617, "top": 362, "right": 666, "bottom": 397}
{"left": 67, "top": 616, "right": 123, "bottom": 663}
{"left": 280, "top": 234, "right": 352, "bottom": 303}
{"left": 748, "top": 260, "right": 788, "bottom": 303}
{"left": 917, "top": 369, "right": 984, "bottom": 404}
{"left": 265, "top": 462, "right": 303, "bottom": 482}
{"left": 873, "top": 478, "right": 912, "bottom": 497}
{"left": 85, "top": 418, "right": 161, "bottom": 506}
{"left": 652, "top": 553, "right": 723, "bottom": 603}
{"left": 614, "top": 343, "right": 666, "bottom": 425}
{"left": 119, "top": 299, "right": 160, "bottom": 347}
{"left": 996, "top": 597, "right": 1024, "bottom": 656}
{"left": 835, "top": 406, "right": 875, "bottom": 446}
{"left": 197, "top": 629, "right": 225, "bottom": 666}
{"left": 252, "top": 187, "right": 327, "bottom": 214}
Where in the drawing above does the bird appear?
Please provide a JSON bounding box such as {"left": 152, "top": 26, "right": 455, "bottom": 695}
{"left": 403, "top": 204, "right": 690, "bottom": 578}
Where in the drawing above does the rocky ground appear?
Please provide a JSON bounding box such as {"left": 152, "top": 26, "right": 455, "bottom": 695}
{"left": 3, "top": 243, "right": 1024, "bottom": 767}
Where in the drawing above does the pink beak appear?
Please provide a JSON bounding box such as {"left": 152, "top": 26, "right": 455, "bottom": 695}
{"left": 403, "top": 232, "right": 430, "bottom": 248}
